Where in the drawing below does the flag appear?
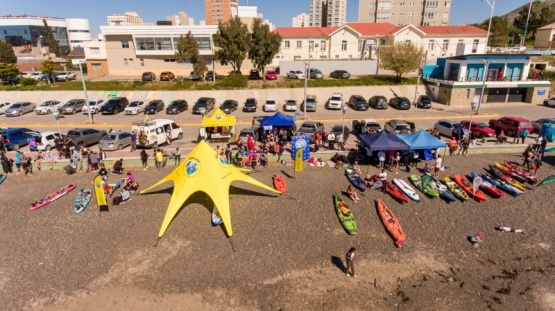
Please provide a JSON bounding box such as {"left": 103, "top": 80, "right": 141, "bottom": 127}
{"left": 538, "top": 175, "right": 555, "bottom": 187}
{"left": 472, "top": 176, "right": 482, "bottom": 195}
{"left": 294, "top": 147, "right": 303, "bottom": 172}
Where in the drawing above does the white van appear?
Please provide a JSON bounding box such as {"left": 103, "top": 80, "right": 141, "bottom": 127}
{"left": 131, "top": 119, "right": 183, "bottom": 148}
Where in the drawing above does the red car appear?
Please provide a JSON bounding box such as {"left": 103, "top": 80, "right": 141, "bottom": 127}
{"left": 265, "top": 70, "right": 278, "bottom": 80}
{"left": 460, "top": 120, "right": 495, "bottom": 138}
{"left": 488, "top": 116, "right": 533, "bottom": 137}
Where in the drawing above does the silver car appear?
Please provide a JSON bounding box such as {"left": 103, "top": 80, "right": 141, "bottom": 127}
{"left": 125, "top": 101, "right": 146, "bottom": 115}
{"left": 0, "top": 102, "right": 11, "bottom": 114}
{"left": 98, "top": 131, "right": 132, "bottom": 151}
{"left": 35, "top": 100, "right": 62, "bottom": 115}
{"left": 5, "top": 102, "right": 36, "bottom": 117}
{"left": 82, "top": 99, "right": 105, "bottom": 114}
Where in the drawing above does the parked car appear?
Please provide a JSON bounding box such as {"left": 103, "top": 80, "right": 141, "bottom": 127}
{"left": 144, "top": 100, "right": 165, "bottom": 114}
{"left": 283, "top": 99, "right": 298, "bottom": 112}
{"left": 29, "top": 72, "right": 42, "bottom": 80}
{"left": 82, "top": 99, "right": 105, "bottom": 114}
{"left": 125, "top": 101, "right": 146, "bottom": 115}
{"left": 35, "top": 131, "right": 65, "bottom": 151}
{"left": 265, "top": 70, "right": 278, "bottom": 80}
{"left": 61, "top": 99, "right": 86, "bottom": 114}
{"left": 0, "top": 128, "right": 31, "bottom": 150}
{"left": 347, "top": 95, "right": 369, "bottom": 111}
{"left": 159, "top": 71, "right": 175, "bottom": 81}
{"left": 0, "top": 75, "right": 20, "bottom": 85}
{"left": 415, "top": 95, "right": 432, "bottom": 109}
{"left": 489, "top": 116, "right": 533, "bottom": 137}
{"left": 263, "top": 99, "right": 277, "bottom": 112}
{"left": 192, "top": 97, "right": 215, "bottom": 114}
{"left": 330, "top": 125, "right": 350, "bottom": 141}
{"left": 100, "top": 97, "right": 129, "bottom": 115}
{"left": 308, "top": 68, "right": 324, "bottom": 79}
{"left": 543, "top": 97, "right": 555, "bottom": 107}
{"left": 166, "top": 100, "right": 188, "bottom": 114}
{"left": 327, "top": 93, "right": 343, "bottom": 110}
{"left": 220, "top": 100, "right": 238, "bottom": 114}
{"left": 189, "top": 71, "right": 201, "bottom": 81}
{"left": 368, "top": 95, "right": 388, "bottom": 109}
{"left": 295, "top": 121, "right": 325, "bottom": 142}
{"left": 532, "top": 118, "right": 555, "bottom": 133}
{"left": 243, "top": 98, "right": 258, "bottom": 112}
{"left": 352, "top": 119, "right": 382, "bottom": 134}
{"left": 55, "top": 71, "right": 76, "bottom": 81}
{"left": 98, "top": 131, "right": 132, "bottom": 151}
{"left": 389, "top": 97, "right": 411, "bottom": 110}
{"left": 5, "top": 102, "right": 36, "bottom": 116}
{"left": 300, "top": 95, "right": 317, "bottom": 112}
{"left": 205, "top": 71, "right": 219, "bottom": 81}
{"left": 0, "top": 102, "right": 11, "bottom": 114}
{"left": 35, "top": 100, "right": 62, "bottom": 115}
{"left": 141, "top": 72, "right": 156, "bottom": 81}
{"left": 66, "top": 128, "right": 107, "bottom": 148}
{"left": 238, "top": 128, "right": 260, "bottom": 144}
{"left": 248, "top": 69, "right": 262, "bottom": 80}
{"left": 384, "top": 120, "right": 414, "bottom": 134}
{"left": 460, "top": 120, "right": 496, "bottom": 138}
{"left": 434, "top": 119, "right": 469, "bottom": 138}
{"left": 287, "top": 70, "right": 305, "bottom": 79}
{"left": 330, "top": 70, "right": 350, "bottom": 79}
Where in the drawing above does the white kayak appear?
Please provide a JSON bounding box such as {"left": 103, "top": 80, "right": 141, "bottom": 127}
{"left": 393, "top": 178, "right": 420, "bottom": 202}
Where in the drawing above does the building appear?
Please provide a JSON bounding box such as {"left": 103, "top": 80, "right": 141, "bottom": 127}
{"left": 422, "top": 54, "right": 551, "bottom": 106}
{"left": 166, "top": 12, "right": 194, "bottom": 26}
{"left": 237, "top": 6, "right": 274, "bottom": 31}
{"left": 204, "top": 0, "right": 238, "bottom": 25}
{"left": 292, "top": 13, "right": 310, "bottom": 27}
{"left": 65, "top": 18, "right": 92, "bottom": 48}
{"left": 358, "top": 0, "right": 451, "bottom": 26}
{"left": 107, "top": 11, "right": 149, "bottom": 26}
{"left": 534, "top": 22, "right": 555, "bottom": 49}
{"left": 309, "top": 0, "right": 347, "bottom": 27}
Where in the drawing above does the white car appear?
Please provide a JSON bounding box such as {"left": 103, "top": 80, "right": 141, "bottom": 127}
{"left": 543, "top": 97, "right": 555, "bottom": 107}
{"left": 125, "top": 100, "right": 146, "bottom": 115}
{"left": 327, "top": 93, "right": 343, "bottom": 110}
{"left": 20, "top": 72, "right": 32, "bottom": 78}
{"left": 35, "top": 131, "right": 65, "bottom": 151}
{"left": 35, "top": 100, "right": 62, "bottom": 115}
{"left": 283, "top": 99, "right": 298, "bottom": 112}
{"left": 82, "top": 99, "right": 105, "bottom": 114}
{"left": 287, "top": 70, "right": 306, "bottom": 79}
{"left": 29, "top": 72, "right": 42, "bottom": 80}
{"left": 263, "top": 98, "right": 277, "bottom": 112}
{"left": 55, "top": 71, "right": 77, "bottom": 81}
{"left": 0, "top": 102, "right": 11, "bottom": 114}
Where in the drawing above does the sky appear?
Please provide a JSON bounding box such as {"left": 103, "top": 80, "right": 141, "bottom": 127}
{"left": 0, "top": 0, "right": 535, "bottom": 35}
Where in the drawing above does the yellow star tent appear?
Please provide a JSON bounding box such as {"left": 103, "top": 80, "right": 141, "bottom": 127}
{"left": 140, "top": 140, "right": 280, "bottom": 238}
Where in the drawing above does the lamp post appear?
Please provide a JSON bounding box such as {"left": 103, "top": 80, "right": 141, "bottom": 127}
{"left": 78, "top": 61, "right": 92, "bottom": 124}
{"left": 522, "top": 0, "right": 533, "bottom": 47}
{"left": 468, "top": 101, "right": 477, "bottom": 143}
{"left": 303, "top": 61, "right": 308, "bottom": 119}
{"left": 477, "top": 59, "right": 494, "bottom": 114}
{"left": 341, "top": 104, "right": 348, "bottom": 135}
{"left": 484, "top": 0, "right": 497, "bottom": 48}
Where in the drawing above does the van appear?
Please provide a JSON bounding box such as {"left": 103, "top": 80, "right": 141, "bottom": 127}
{"left": 131, "top": 119, "right": 183, "bottom": 148}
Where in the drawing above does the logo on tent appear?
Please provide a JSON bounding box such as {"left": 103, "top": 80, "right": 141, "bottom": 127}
{"left": 294, "top": 138, "right": 307, "bottom": 150}
{"left": 218, "top": 155, "right": 230, "bottom": 166}
{"left": 185, "top": 159, "right": 200, "bottom": 176}
{"left": 215, "top": 114, "right": 222, "bottom": 120}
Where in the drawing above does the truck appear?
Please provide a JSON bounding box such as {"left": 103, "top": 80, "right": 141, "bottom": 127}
{"left": 295, "top": 121, "right": 324, "bottom": 142}
{"left": 351, "top": 119, "right": 382, "bottom": 134}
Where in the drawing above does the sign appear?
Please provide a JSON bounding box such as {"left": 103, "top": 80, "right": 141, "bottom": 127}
{"left": 538, "top": 89, "right": 546, "bottom": 96}
{"left": 291, "top": 135, "right": 311, "bottom": 160}
{"left": 294, "top": 148, "right": 303, "bottom": 172}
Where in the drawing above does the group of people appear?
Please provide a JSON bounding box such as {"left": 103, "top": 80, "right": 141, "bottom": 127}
{"left": 140, "top": 147, "right": 183, "bottom": 171}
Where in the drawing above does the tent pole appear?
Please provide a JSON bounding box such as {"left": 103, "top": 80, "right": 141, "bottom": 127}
{"left": 154, "top": 237, "right": 160, "bottom": 248}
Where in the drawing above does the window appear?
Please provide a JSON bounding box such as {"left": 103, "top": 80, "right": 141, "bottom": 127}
{"left": 427, "top": 40, "right": 434, "bottom": 49}
{"left": 341, "top": 40, "right": 347, "bottom": 51}
{"left": 424, "top": 12, "right": 437, "bottom": 19}
{"left": 472, "top": 39, "right": 479, "bottom": 53}
{"left": 369, "top": 12, "right": 374, "bottom": 17}
{"left": 400, "top": 2, "right": 405, "bottom": 5}
{"left": 284, "top": 40, "right": 290, "bottom": 48}
{"left": 405, "top": 40, "right": 412, "bottom": 43}
{"left": 445, "top": 1, "right": 450, "bottom": 7}
{"left": 399, "top": 12, "right": 403, "bottom": 16}
{"left": 309, "top": 40, "right": 314, "bottom": 51}
{"left": 296, "top": 40, "right": 302, "bottom": 48}
{"left": 376, "top": 12, "right": 390, "bottom": 19}
{"left": 458, "top": 39, "right": 464, "bottom": 45}
{"left": 442, "top": 40, "right": 449, "bottom": 50}
{"left": 358, "top": 40, "right": 363, "bottom": 51}
{"left": 425, "top": 1, "right": 439, "bottom": 8}
{"left": 443, "top": 12, "right": 449, "bottom": 18}
{"left": 377, "top": 2, "right": 391, "bottom": 9}
{"left": 320, "top": 40, "right": 326, "bottom": 51}
{"left": 89, "top": 47, "right": 100, "bottom": 54}
{"left": 369, "top": 2, "right": 374, "bottom": 7}
{"left": 121, "top": 40, "right": 129, "bottom": 48}
{"left": 409, "top": 12, "right": 413, "bottom": 16}
{"left": 164, "top": 59, "right": 176, "bottom": 62}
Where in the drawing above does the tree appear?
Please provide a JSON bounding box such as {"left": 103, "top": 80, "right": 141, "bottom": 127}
{"left": 175, "top": 32, "right": 207, "bottom": 81}
{"left": 40, "top": 59, "right": 56, "bottom": 83}
{"left": 378, "top": 42, "right": 424, "bottom": 78}
{"left": 0, "top": 62, "right": 20, "bottom": 77}
{"left": 213, "top": 17, "right": 251, "bottom": 73}
{"left": 514, "top": 1, "right": 555, "bottom": 40}
{"left": 0, "top": 41, "right": 17, "bottom": 64}
{"left": 43, "top": 19, "right": 61, "bottom": 57}
{"left": 248, "top": 18, "right": 281, "bottom": 78}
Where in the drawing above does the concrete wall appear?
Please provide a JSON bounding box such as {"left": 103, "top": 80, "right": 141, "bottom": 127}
{"left": 279, "top": 60, "right": 377, "bottom": 77}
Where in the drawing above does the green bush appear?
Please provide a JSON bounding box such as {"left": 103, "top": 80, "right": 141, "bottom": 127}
{"left": 19, "top": 78, "right": 37, "bottom": 86}
{"left": 216, "top": 74, "right": 248, "bottom": 88}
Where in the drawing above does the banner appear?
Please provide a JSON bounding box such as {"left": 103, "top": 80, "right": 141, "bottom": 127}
{"left": 295, "top": 147, "right": 303, "bottom": 172}
{"left": 538, "top": 175, "right": 555, "bottom": 187}
{"left": 472, "top": 176, "right": 482, "bottom": 195}
{"left": 291, "top": 135, "right": 311, "bottom": 160}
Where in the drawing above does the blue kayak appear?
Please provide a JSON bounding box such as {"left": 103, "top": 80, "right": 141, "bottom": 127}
{"left": 481, "top": 172, "right": 523, "bottom": 197}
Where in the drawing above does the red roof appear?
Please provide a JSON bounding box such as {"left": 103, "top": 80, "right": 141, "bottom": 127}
{"left": 273, "top": 27, "right": 337, "bottom": 37}
{"left": 343, "top": 23, "right": 400, "bottom": 36}
{"left": 416, "top": 25, "right": 488, "bottom": 35}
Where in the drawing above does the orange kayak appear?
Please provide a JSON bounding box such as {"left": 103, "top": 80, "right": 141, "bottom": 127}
{"left": 453, "top": 174, "right": 487, "bottom": 202}
{"left": 375, "top": 198, "right": 405, "bottom": 248}
{"left": 273, "top": 175, "right": 286, "bottom": 194}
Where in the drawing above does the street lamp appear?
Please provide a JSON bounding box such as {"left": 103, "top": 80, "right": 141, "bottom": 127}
{"left": 477, "top": 59, "right": 494, "bottom": 114}
{"left": 468, "top": 101, "right": 478, "bottom": 143}
{"left": 483, "top": 0, "right": 497, "bottom": 47}
{"left": 303, "top": 61, "right": 308, "bottom": 119}
{"left": 78, "top": 61, "right": 92, "bottom": 124}
{"left": 522, "top": 0, "right": 533, "bottom": 47}
{"left": 341, "top": 104, "right": 348, "bottom": 136}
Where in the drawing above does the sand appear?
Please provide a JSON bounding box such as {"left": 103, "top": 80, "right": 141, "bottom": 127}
{"left": 1, "top": 153, "right": 554, "bottom": 311}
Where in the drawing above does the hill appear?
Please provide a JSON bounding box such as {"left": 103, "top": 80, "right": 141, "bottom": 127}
{"left": 501, "top": 0, "right": 555, "bottom": 25}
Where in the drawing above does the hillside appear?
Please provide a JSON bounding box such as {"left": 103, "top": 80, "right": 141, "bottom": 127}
{"left": 501, "top": 0, "right": 555, "bottom": 25}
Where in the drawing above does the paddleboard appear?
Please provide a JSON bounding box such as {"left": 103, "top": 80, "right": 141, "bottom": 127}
{"left": 73, "top": 188, "right": 92, "bottom": 214}
{"left": 393, "top": 178, "right": 420, "bottom": 201}
{"left": 94, "top": 175, "right": 109, "bottom": 213}
{"left": 30, "top": 184, "right": 76, "bottom": 211}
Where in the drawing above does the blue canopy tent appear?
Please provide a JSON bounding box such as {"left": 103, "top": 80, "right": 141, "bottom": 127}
{"left": 358, "top": 131, "right": 410, "bottom": 152}
{"left": 397, "top": 130, "right": 447, "bottom": 161}
{"left": 261, "top": 112, "right": 295, "bottom": 128}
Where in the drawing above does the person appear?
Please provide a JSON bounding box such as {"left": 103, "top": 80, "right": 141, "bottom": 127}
{"left": 532, "top": 70, "right": 538, "bottom": 80}
{"left": 155, "top": 149, "right": 163, "bottom": 170}
{"left": 345, "top": 247, "right": 356, "bottom": 278}
{"left": 315, "top": 132, "right": 322, "bottom": 147}
{"left": 98, "top": 163, "right": 109, "bottom": 182}
{"left": 378, "top": 168, "right": 387, "bottom": 192}
{"left": 534, "top": 135, "right": 543, "bottom": 151}
{"left": 495, "top": 226, "right": 524, "bottom": 234}
{"left": 352, "top": 161, "right": 362, "bottom": 175}
{"left": 411, "top": 151, "right": 420, "bottom": 168}
{"left": 140, "top": 149, "right": 148, "bottom": 170}
{"left": 113, "top": 158, "right": 124, "bottom": 174}
{"left": 175, "top": 147, "right": 182, "bottom": 166}
{"left": 337, "top": 133, "right": 344, "bottom": 150}
{"left": 14, "top": 151, "right": 22, "bottom": 174}
{"left": 22, "top": 153, "right": 33, "bottom": 175}
{"left": 331, "top": 153, "right": 341, "bottom": 169}
{"left": 327, "top": 132, "right": 336, "bottom": 150}
{"left": 392, "top": 151, "right": 400, "bottom": 174}
{"left": 130, "top": 131, "right": 137, "bottom": 151}
{"left": 448, "top": 137, "right": 458, "bottom": 156}
{"left": 513, "top": 127, "right": 522, "bottom": 144}
{"left": 71, "top": 148, "right": 81, "bottom": 168}
{"left": 539, "top": 70, "right": 545, "bottom": 81}
{"left": 34, "top": 151, "right": 44, "bottom": 171}
{"left": 496, "top": 70, "right": 503, "bottom": 81}
{"left": 347, "top": 185, "right": 359, "bottom": 203}
{"left": 259, "top": 152, "right": 268, "bottom": 167}
{"left": 458, "top": 137, "right": 469, "bottom": 157}
{"left": 522, "top": 146, "right": 533, "bottom": 170}
{"left": 247, "top": 134, "right": 255, "bottom": 151}
{"left": 225, "top": 144, "right": 232, "bottom": 162}
{"left": 469, "top": 232, "right": 483, "bottom": 247}
{"left": 434, "top": 155, "right": 442, "bottom": 179}
{"left": 162, "top": 149, "right": 169, "bottom": 167}
{"left": 521, "top": 128, "right": 529, "bottom": 144}
{"left": 364, "top": 174, "right": 374, "bottom": 187}
{"left": 423, "top": 162, "right": 431, "bottom": 175}
{"left": 276, "top": 139, "right": 285, "bottom": 162}
{"left": 45, "top": 150, "right": 54, "bottom": 170}
{"left": 377, "top": 150, "right": 385, "bottom": 169}
{"left": 250, "top": 151, "right": 258, "bottom": 169}
{"left": 497, "top": 130, "right": 507, "bottom": 144}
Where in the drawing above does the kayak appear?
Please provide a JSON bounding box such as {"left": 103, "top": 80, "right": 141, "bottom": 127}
{"left": 503, "top": 161, "right": 539, "bottom": 184}
{"left": 30, "top": 184, "right": 77, "bottom": 211}
{"left": 453, "top": 174, "right": 487, "bottom": 201}
{"left": 409, "top": 174, "right": 439, "bottom": 198}
{"left": 489, "top": 165, "right": 526, "bottom": 191}
{"left": 481, "top": 172, "right": 523, "bottom": 197}
{"left": 444, "top": 176, "right": 470, "bottom": 201}
{"left": 470, "top": 172, "right": 505, "bottom": 198}
{"left": 273, "top": 175, "right": 287, "bottom": 194}
{"left": 383, "top": 180, "right": 410, "bottom": 203}
{"left": 73, "top": 188, "right": 92, "bottom": 214}
{"left": 345, "top": 169, "right": 366, "bottom": 192}
{"left": 375, "top": 198, "right": 406, "bottom": 248}
{"left": 432, "top": 179, "right": 458, "bottom": 202}
{"left": 334, "top": 193, "right": 358, "bottom": 235}
{"left": 493, "top": 162, "right": 527, "bottom": 184}
{"left": 393, "top": 178, "right": 420, "bottom": 201}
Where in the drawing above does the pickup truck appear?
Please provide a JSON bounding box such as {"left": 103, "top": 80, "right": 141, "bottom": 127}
{"left": 295, "top": 121, "right": 324, "bottom": 142}
{"left": 66, "top": 128, "right": 107, "bottom": 148}
{"left": 351, "top": 119, "right": 382, "bottom": 134}
{"left": 384, "top": 119, "right": 415, "bottom": 134}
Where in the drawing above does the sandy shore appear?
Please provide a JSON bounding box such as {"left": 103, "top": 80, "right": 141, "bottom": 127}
{"left": 1, "top": 152, "right": 554, "bottom": 311}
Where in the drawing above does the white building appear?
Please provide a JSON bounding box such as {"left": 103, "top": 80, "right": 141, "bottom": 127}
{"left": 166, "top": 12, "right": 194, "bottom": 26}
{"left": 309, "top": 0, "right": 347, "bottom": 27}
{"left": 107, "top": 11, "right": 149, "bottom": 26}
{"left": 292, "top": 13, "right": 310, "bottom": 27}
{"left": 65, "top": 18, "right": 92, "bottom": 48}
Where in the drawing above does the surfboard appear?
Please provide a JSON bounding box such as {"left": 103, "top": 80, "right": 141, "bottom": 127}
{"left": 73, "top": 188, "right": 92, "bottom": 214}
{"left": 93, "top": 175, "right": 109, "bottom": 213}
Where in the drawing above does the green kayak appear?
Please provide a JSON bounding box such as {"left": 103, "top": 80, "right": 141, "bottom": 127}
{"left": 409, "top": 174, "right": 439, "bottom": 198}
{"left": 334, "top": 194, "right": 358, "bottom": 235}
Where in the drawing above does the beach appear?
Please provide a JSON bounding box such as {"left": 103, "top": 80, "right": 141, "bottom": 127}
{"left": 1, "top": 152, "right": 554, "bottom": 311}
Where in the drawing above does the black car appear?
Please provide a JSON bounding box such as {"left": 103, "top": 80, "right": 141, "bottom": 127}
{"left": 330, "top": 125, "right": 350, "bottom": 142}
{"left": 369, "top": 95, "right": 388, "bottom": 109}
{"left": 141, "top": 72, "right": 156, "bottom": 81}
{"left": 205, "top": 71, "right": 219, "bottom": 81}
{"left": 220, "top": 100, "right": 239, "bottom": 114}
{"left": 330, "top": 70, "right": 350, "bottom": 79}
{"left": 347, "top": 95, "right": 369, "bottom": 111}
{"left": 144, "top": 100, "right": 165, "bottom": 114}
{"left": 192, "top": 97, "right": 216, "bottom": 114}
{"left": 0, "top": 75, "right": 20, "bottom": 85}
{"left": 389, "top": 97, "right": 411, "bottom": 110}
{"left": 248, "top": 69, "right": 262, "bottom": 80}
{"left": 415, "top": 95, "right": 432, "bottom": 109}
{"left": 100, "top": 97, "right": 129, "bottom": 115}
{"left": 243, "top": 98, "right": 258, "bottom": 112}
{"left": 166, "top": 100, "right": 188, "bottom": 114}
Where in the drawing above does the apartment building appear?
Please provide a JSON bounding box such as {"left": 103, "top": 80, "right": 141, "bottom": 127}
{"left": 107, "top": 11, "right": 148, "bottom": 26}
{"left": 292, "top": 13, "right": 310, "bottom": 27}
{"left": 309, "top": 0, "right": 347, "bottom": 27}
{"left": 358, "top": 0, "right": 451, "bottom": 26}
{"left": 204, "top": 0, "right": 238, "bottom": 25}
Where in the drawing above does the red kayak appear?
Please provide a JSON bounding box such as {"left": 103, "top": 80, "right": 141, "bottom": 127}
{"left": 493, "top": 162, "right": 527, "bottom": 184}
{"left": 470, "top": 172, "right": 505, "bottom": 198}
{"left": 273, "top": 175, "right": 286, "bottom": 194}
{"left": 453, "top": 175, "right": 487, "bottom": 202}
{"left": 375, "top": 198, "right": 406, "bottom": 248}
{"left": 382, "top": 180, "right": 410, "bottom": 204}
{"left": 503, "top": 161, "right": 539, "bottom": 184}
